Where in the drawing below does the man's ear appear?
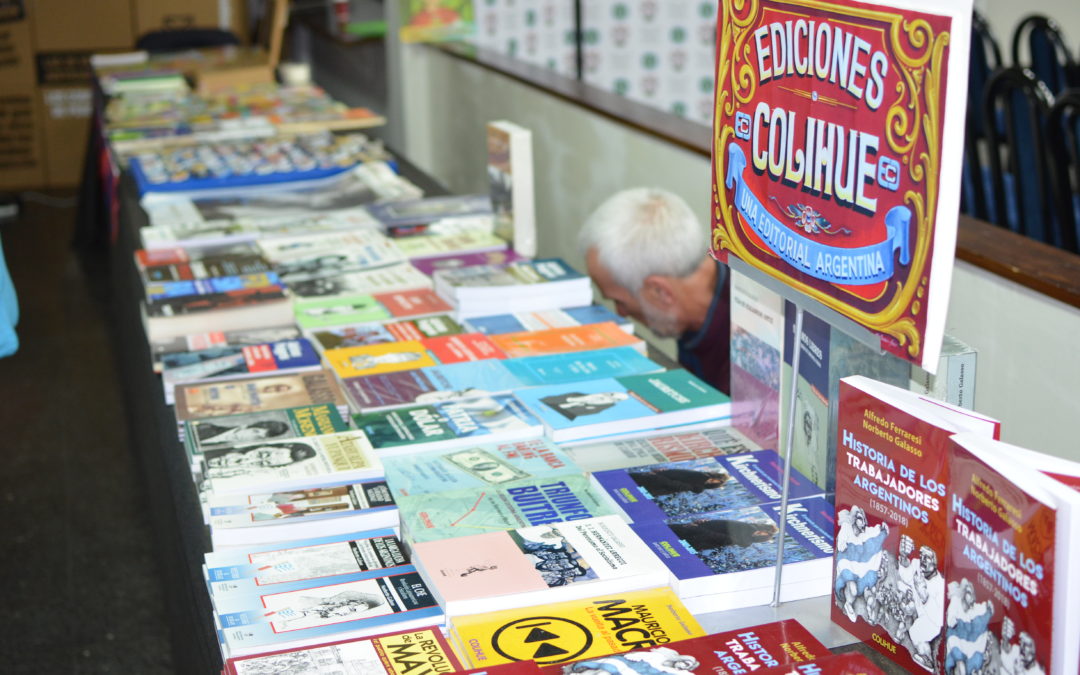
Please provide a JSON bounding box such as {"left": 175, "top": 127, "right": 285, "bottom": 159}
{"left": 641, "top": 274, "right": 677, "bottom": 308}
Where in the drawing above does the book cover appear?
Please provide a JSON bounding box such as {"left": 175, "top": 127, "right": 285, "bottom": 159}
{"left": 831, "top": 376, "right": 1000, "bottom": 672}
{"left": 449, "top": 587, "right": 704, "bottom": 668}
{"left": 202, "top": 430, "right": 383, "bottom": 497}
{"left": 145, "top": 272, "right": 282, "bottom": 302}
{"left": 183, "top": 403, "right": 349, "bottom": 465}
{"left": 342, "top": 359, "right": 521, "bottom": 412}
{"left": 751, "top": 651, "right": 886, "bottom": 674}
{"left": 397, "top": 475, "right": 623, "bottom": 545}
{"left": 539, "top": 618, "right": 830, "bottom": 674}
{"left": 174, "top": 370, "right": 347, "bottom": 422}
{"left": 381, "top": 439, "right": 581, "bottom": 498}
{"left": 287, "top": 263, "right": 431, "bottom": 302}
{"left": 311, "top": 314, "right": 464, "bottom": 352}
{"left": 945, "top": 433, "right": 1079, "bottom": 675}
{"left": 514, "top": 371, "right": 732, "bottom": 443}
{"left": 909, "top": 334, "right": 978, "bottom": 409}
{"left": 324, "top": 340, "right": 440, "bottom": 379}
{"left": 215, "top": 570, "right": 443, "bottom": 659}
{"left": 779, "top": 302, "right": 831, "bottom": 495}
{"left": 465, "top": 305, "right": 632, "bottom": 336}
{"left": 631, "top": 496, "right": 836, "bottom": 602}
{"left": 490, "top": 323, "right": 643, "bottom": 359}
{"left": 145, "top": 284, "right": 288, "bottom": 318}
{"left": 487, "top": 120, "right": 536, "bottom": 257}
{"left": 162, "top": 339, "right": 322, "bottom": 403}
{"left": 730, "top": 270, "right": 785, "bottom": 453}
{"left": 394, "top": 226, "right": 509, "bottom": 260}
{"left": 204, "top": 529, "right": 409, "bottom": 596}
{"left": 352, "top": 395, "right": 543, "bottom": 456}
{"left": 423, "top": 332, "right": 505, "bottom": 364}
{"left": 292, "top": 293, "right": 395, "bottom": 330}
{"left": 412, "top": 515, "right": 669, "bottom": 617}
{"left": 592, "top": 450, "right": 822, "bottom": 523}
{"left": 225, "top": 627, "right": 463, "bottom": 675}
{"left": 502, "top": 347, "right": 662, "bottom": 387}
{"left": 367, "top": 194, "right": 493, "bottom": 228}
{"left": 458, "top": 662, "right": 542, "bottom": 674}
{"left": 141, "top": 252, "right": 272, "bottom": 283}
{"left": 561, "top": 427, "right": 760, "bottom": 473}
{"left": 207, "top": 480, "right": 397, "bottom": 547}
{"left": 152, "top": 324, "right": 302, "bottom": 369}
{"left": 436, "top": 258, "right": 587, "bottom": 296}
{"left": 411, "top": 249, "right": 524, "bottom": 277}
{"left": 375, "top": 288, "right": 454, "bottom": 319}
{"left": 258, "top": 229, "right": 401, "bottom": 266}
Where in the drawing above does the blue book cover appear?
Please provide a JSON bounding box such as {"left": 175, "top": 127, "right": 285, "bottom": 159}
{"left": 503, "top": 347, "right": 662, "bottom": 386}
{"left": 464, "top": 304, "right": 631, "bottom": 335}
{"left": 145, "top": 272, "right": 281, "bottom": 300}
{"left": 215, "top": 569, "right": 443, "bottom": 656}
{"left": 162, "top": 339, "right": 321, "bottom": 380}
{"left": 341, "top": 360, "right": 523, "bottom": 411}
{"left": 630, "top": 495, "right": 835, "bottom": 597}
{"left": 591, "top": 449, "right": 823, "bottom": 522}
{"left": 381, "top": 438, "right": 581, "bottom": 498}
{"left": 204, "top": 529, "right": 409, "bottom": 598}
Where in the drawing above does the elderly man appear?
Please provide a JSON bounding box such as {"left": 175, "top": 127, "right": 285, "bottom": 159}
{"left": 579, "top": 188, "right": 730, "bottom": 394}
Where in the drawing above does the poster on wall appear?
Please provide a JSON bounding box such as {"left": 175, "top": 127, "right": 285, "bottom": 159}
{"left": 709, "top": 0, "right": 971, "bottom": 373}
{"left": 399, "top": 0, "right": 475, "bottom": 43}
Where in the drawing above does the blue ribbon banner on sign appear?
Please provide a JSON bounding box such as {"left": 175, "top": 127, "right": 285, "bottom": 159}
{"left": 725, "top": 143, "right": 911, "bottom": 286}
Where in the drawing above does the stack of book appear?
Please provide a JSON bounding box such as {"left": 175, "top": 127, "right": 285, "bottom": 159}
{"left": 433, "top": 258, "right": 594, "bottom": 320}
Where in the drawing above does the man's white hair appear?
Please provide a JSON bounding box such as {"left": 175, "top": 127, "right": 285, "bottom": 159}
{"left": 578, "top": 188, "right": 707, "bottom": 292}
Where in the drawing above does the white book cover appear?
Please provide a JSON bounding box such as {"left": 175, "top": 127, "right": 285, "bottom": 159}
{"left": 486, "top": 120, "right": 536, "bottom": 257}
{"left": 202, "top": 431, "right": 383, "bottom": 497}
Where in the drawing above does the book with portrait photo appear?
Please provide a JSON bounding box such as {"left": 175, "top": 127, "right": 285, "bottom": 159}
{"left": 173, "top": 370, "right": 349, "bottom": 425}
{"left": 513, "top": 370, "right": 731, "bottom": 443}
{"left": 204, "top": 528, "right": 409, "bottom": 599}
{"left": 200, "top": 430, "right": 383, "bottom": 498}
{"left": 214, "top": 569, "right": 443, "bottom": 659}
{"left": 207, "top": 479, "right": 398, "bottom": 549}
{"left": 182, "top": 402, "right": 349, "bottom": 471}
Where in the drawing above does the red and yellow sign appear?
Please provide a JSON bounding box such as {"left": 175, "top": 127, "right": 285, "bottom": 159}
{"left": 711, "top": 0, "right": 969, "bottom": 371}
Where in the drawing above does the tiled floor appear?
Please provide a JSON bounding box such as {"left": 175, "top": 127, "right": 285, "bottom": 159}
{"left": 0, "top": 193, "right": 173, "bottom": 673}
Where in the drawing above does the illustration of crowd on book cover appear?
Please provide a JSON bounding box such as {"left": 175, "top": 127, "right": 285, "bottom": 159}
{"left": 89, "top": 0, "right": 1080, "bottom": 672}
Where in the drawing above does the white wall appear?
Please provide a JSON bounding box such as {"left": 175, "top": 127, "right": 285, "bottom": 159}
{"left": 975, "top": 0, "right": 1080, "bottom": 55}
{"left": 386, "top": 37, "right": 1080, "bottom": 462}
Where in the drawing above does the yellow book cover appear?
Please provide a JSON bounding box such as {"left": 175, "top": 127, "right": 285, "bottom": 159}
{"left": 449, "top": 587, "right": 703, "bottom": 668}
{"left": 323, "top": 340, "right": 439, "bottom": 378}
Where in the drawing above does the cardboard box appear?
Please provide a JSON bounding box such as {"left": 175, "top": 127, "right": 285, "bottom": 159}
{"left": 0, "top": 88, "right": 45, "bottom": 189}
{"left": 0, "top": 2, "right": 35, "bottom": 88}
{"left": 134, "top": 0, "right": 222, "bottom": 36}
{"left": 39, "top": 85, "right": 91, "bottom": 188}
{"left": 31, "top": 0, "right": 134, "bottom": 51}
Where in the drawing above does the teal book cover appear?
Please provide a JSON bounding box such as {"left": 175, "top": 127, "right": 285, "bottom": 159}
{"left": 397, "top": 474, "right": 621, "bottom": 543}
{"left": 514, "top": 370, "right": 731, "bottom": 441}
{"left": 381, "top": 438, "right": 581, "bottom": 497}
{"left": 351, "top": 395, "right": 542, "bottom": 451}
{"left": 503, "top": 346, "right": 662, "bottom": 386}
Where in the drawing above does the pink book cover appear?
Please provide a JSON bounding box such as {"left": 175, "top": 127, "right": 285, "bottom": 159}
{"left": 425, "top": 333, "right": 506, "bottom": 363}
{"left": 413, "top": 532, "right": 550, "bottom": 604}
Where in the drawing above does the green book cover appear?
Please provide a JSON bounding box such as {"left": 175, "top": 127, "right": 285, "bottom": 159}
{"left": 352, "top": 395, "right": 542, "bottom": 451}
{"left": 293, "top": 294, "right": 393, "bottom": 329}
{"left": 398, "top": 475, "right": 621, "bottom": 543}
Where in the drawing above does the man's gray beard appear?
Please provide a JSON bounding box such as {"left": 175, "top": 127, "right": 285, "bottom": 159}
{"left": 641, "top": 297, "right": 682, "bottom": 338}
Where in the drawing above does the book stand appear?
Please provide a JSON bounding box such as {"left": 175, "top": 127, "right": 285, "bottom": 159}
{"left": 725, "top": 257, "right": 887, "bottom": 606}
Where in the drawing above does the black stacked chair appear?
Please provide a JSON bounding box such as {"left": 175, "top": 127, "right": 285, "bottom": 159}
{"left": 982, "top": 67, "right": 1057, "bottom": 245}
{"left": 1046, "top": 89, "right": 1080, "bottom": 254}
{"left": 962, "top": 12, "right": 1003, "bottom": 221}
{"left": 1011, "top": 15, "right": 1079, "bottom": 95}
